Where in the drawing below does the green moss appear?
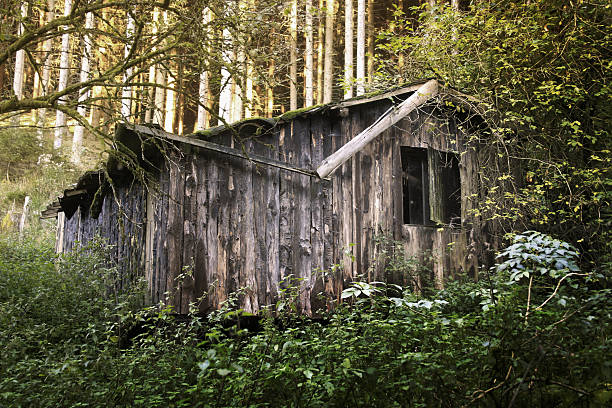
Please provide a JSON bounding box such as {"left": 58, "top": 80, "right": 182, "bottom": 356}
{"left": 277, "top": 104, "right": 324, "bottom": 121}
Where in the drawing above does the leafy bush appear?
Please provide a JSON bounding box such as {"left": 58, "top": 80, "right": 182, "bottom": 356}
{"left": 0, "top": 234, "right": 609, "bottom": 407}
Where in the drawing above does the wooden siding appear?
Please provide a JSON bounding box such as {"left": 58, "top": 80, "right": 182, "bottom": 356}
{"left": 59, "top": 182, "right": 147, "bottom": 292}
{"left": 57, "top": 95, "right": 485, "bottom": 315}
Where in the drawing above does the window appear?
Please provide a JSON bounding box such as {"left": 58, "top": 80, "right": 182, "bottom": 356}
{"left": 401, "top": 146, "right": 461, "bottom": 226}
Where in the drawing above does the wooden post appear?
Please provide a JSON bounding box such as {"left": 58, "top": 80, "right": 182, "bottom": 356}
{"left": 316, "top": 79, "right": 438, "bottom": 178}
{"left": 18, "top": 196, "right": 30, "bottom": 237}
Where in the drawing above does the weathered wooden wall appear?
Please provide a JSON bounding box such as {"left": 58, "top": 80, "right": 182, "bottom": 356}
{"left": 331, "top": 101, "right": 482, "bottom": 295}
{"left": 57, "top": 91, "right": 485, "bottom": 315}
{"left": 146, "top": 117, "right": 336, "bottom": 314}
{"left": 58, "top": 183, "right": 147, "bottom": 292}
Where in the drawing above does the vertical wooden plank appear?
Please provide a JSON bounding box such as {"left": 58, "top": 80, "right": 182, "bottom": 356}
{"left": 330, "top": 117, "right": 343, "bottom": 301}
{"left": 293, "top": 118, "right": 312, "bottom": 314}
{"left": 194, "top": 153, "right": 210, "bottom": 313}
{"left": 310, "top": 115, "right": 327, "bottom": 313}
{"left": 340, "top": 114, "right": 353, "bottom": 288}
{"left": 153, "top": 165, "right": 170, "bottom": 304}
{"left": 252, "top": 137, "right": 270, "bottom": 309}
{"left": 264, "top": 130, "right": 281, "bottom": 308}
{"left": 206, "top": 153, "right": 220, "bottom": 309}
{"left": 56, "top": 212, "right": 65, "bottom": 253}
{"left": 181, "top": 154, "right": 197, "bottom": 313}
{"left": 238, "top": 138, "right": 257, "bottom": 313}
{"left": 226, "top": 145, "right": 241, "bottom": 302}
{"left": 322, "top": 118, "right": 335, "bottom": 276}
{"left": 278, "top": 123, "right": 294, "bottom": 295}
{"left": 215, "top": 150, "right": 230, "bottom": 307}
{"left": 360, "top": 139, "right": 373, "bottom": 281}
{"left": 145, "top": 189, "right": 154, "bottom": 301}
{"left": 166, "top": 152, "right": 185, "bottom": 312}
{"left": 351, "top": 109, "right": 362, "bottom": 278}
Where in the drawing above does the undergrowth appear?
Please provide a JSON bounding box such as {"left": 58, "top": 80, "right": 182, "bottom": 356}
{"left": 0, "top": 128, "right": 82, "bottom": 237}
{"left": 0, "top": 232, "right": 610, "bottom": 407}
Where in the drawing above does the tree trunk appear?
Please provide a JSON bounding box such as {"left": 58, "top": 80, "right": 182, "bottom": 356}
{"left": 71, "top": 11, "right": 94, "bottom": 164}
{"left": 12, "top": 2, "right": 27, "bottom": 102}
{"left": 152, "top": 9, "right": 165, "bottom": 126}
{"left": 164, "top": 60, "right": 176, "bottom": 133}
{"left": 55, "top": 0, "right": 72, "bottom": 150}
{"left": 11, "top": 2, "right": 27, "bottom": 127}
{"left": 316, "top": 0, "right": 324, "bottom": 104}
{"left": 196, "top": 8, "right": 211, "bottom": 129}
{"left": 266, "top": 59, "right": 274, "bottom": 118}
{"left": 343, "top": 0, "right": 353, "bottom": 99}
{"left": 121, "top": 12, "right": 136, "bottom": 120}
{"left": 323, "top": 0, "right": 335, "bottom": 103}
{"left": 37, "top": 0, "right": 55, "bottom": 139}
{"left": 366, "top": 0, "right": 374, "bottom": 83}
{"left": 218, "top": 22, "right": 233, "bottom": 124}
{"left": 356, "top": 0, "right": 365, "bottom": 95}
{"left": 290, "top": 0, "right": 298, "bottom": 110}
{"left": 145, "top": 7, "right": 160, "bottom": 124}
{"left": 245, "top": 57, "right": 253, "bottom": 118}
{"left": 304, "top": 0, "right": 314, "bottom": 107}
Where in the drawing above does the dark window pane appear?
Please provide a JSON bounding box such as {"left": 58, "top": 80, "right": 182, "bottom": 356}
{"left": 401, "top": 147, "right": 427, "bottom": 224}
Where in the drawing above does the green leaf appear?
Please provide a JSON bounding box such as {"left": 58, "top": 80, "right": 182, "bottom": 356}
{"left": 217, "top": 368, "right": 231, "bottom": 377}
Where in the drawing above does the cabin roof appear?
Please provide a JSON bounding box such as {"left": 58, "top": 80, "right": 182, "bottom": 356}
{"left": 42, "top": 80, "right": 485, "bottom": 219}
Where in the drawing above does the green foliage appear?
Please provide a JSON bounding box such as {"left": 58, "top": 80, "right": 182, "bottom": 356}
{"left": 1, "top": 234, "right": 610, "bottom": 407}
{"left": 377, "top": 0, "right": 611, "bottom": 267}
{"left": 0, "top": 128, "right": 44, "bottom": 180}
{"left": 0, "top": 128, "right": 79, "bottom": 237}
{"left": 497, "top": 230, "right": 580, "bottom": 281}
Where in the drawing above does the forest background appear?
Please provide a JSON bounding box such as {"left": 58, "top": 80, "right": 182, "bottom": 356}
{"left": 0, "top": 0, "right": 610, "bottom": 406}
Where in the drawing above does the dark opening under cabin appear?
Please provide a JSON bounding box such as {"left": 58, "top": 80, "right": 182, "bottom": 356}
{"left": 44, "top": 80, "right": 495, "bottom": 315}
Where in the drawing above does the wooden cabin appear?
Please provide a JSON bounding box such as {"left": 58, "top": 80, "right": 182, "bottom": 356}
{"left": 44, "top": 80, "right": 494, "bottom": 315}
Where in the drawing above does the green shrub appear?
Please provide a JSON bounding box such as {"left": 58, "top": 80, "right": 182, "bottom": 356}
{"left": 0, "top": 234, "right": 609, "bottom": 407}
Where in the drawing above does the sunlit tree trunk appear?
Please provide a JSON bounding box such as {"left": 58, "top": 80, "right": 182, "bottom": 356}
{"left": 316, "top": 0, "right": 324, "bottom": 104}
{"left": 232, "top": 55, "right": 243, "bottom": 122}
{"left": 196, "top": 8, "right": 211, "bottom": 130}
{"left": 176, "top": 62, "right": 184, "bottom": 135}
{"left": 323, "top": 0, "right": 335, "bottom": 103}
{"left": 121, "top": 12, "right": 135, "bottom": 120}
{"left": 31, "top": 7, "right": 46, "bottom": 123}
{"left": 356, "top": 0, "right": 365, "bottom": 95}
{"left": 289, "top": 0, "right": 298, "bottom": 110}
{"left": 152, "top": 8, "right": 165, "bottom": 126}
{"left": 245, "top": 58, "right": 253, "bottom": 118}
{"left": 12, "top": 2, "right": 27, "bottom": 103}
{"left": 71, "top": 11, "right": 94, "bottom": 164}
{"left": 366, "top": 0, "right": 374, "bottom": 83}
{"left": 55, "top": 0, "right": 72, "bottom": 149}
{"left": 343, "top": 0, "right": 353, "bottom": 99}
{"left": 37, "top": 0, "right": 55, "bottom": 138}
{"left": 164, "top": 60, "right": 176, "bottom": 132}
{"left": 304, "top": 0, "right": 314, "bottom": 107}
{"left": 218, "top": 20, "right": 233, "bottom": 124}
{"left": 266, "top": 59, "right": 274, "bottom": 117}
{"left": 145, "top": 8, "right": 159, "bottom": 124}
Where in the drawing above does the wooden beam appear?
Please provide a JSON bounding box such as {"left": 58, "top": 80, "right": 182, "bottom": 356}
{"left": 317, "top": 79, "right": 439, "bottom": 179}
{"left": 330, "top": 82, "right": 424, "bottom": 110}
{"left": 125, "top": 124, "right": 326, "bottom": 179}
